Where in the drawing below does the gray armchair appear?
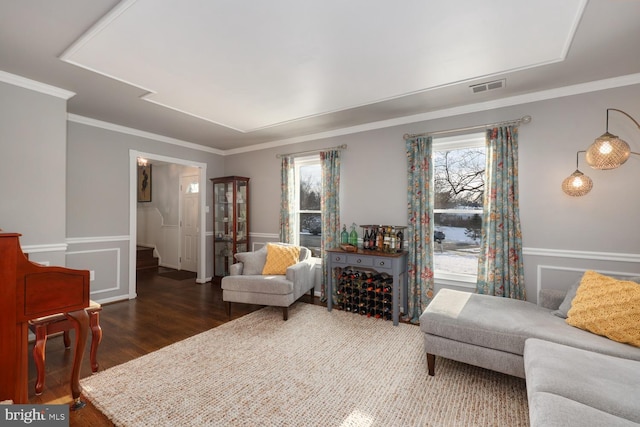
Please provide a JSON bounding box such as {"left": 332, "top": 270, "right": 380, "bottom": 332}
{"left": 221, "top": 243, "right": 317, "bottom": 320}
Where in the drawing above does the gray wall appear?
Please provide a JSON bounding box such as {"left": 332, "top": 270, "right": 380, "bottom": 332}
{"left": 2, "top": 73, "right": 639, "bottom": 304}
{"left": 66, "top": 120, "right": 225, "bottom": 302}
{"left": 0, "top": 81, "right": 68, "bottom": 266}
{"left": 224, "top": 84, "right": 640, "bottom": 302}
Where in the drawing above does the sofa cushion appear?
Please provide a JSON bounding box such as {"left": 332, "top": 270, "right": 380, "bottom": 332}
{"left": 220, "top": 275, "right": 293, "bottom": 295}
{"left": 553, "top": 274, "right": 640, "bottom": 319}
{"left": 524, "top": 338, "right": 640, "bottom": 425}
{"left": 551, "top": 280, "right": 580, "bottom": 318}
{"left": 262, "top": 243, "right": 300, "bottom": 275}
{"left": 234, "top": 245, "right": 267, "bottom": 275}
{"left": 567, "top": 270, "right": 640, "bottom": 347}
{"left": 528, "top": 392, "right": 638, "bottom": 427}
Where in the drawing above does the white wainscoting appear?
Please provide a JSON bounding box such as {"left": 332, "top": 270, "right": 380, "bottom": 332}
{"left": 67, "top": 235, "right": 130, "bottom": 304}
{"left": 21, "top": 242, "right": 68, "bottom": 267}
{"left": 523, "top": 247, "right": 640, "bottom": 303}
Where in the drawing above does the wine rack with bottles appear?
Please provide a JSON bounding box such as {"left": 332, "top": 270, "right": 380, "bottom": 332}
{"left": 326, "top": 248, "right": 408, "bottom": 326}
{"left": 336, "top": 268, "right": 395, "bottom": 321}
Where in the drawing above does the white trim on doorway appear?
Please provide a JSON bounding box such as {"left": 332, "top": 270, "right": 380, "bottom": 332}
{"left": 129, "top": 150, "right": 208, "bottom": 299}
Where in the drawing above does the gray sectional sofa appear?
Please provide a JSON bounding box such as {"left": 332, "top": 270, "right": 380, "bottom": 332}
{"left": 420, "top": 287, "right": 640, "bottom": 426}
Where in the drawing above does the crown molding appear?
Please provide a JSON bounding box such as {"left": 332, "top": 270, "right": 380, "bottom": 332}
{"left": 60, "top": 72, "right": 640, "bottom": 157}
{"left": 67, "top": 114, "right": 224, "bottom": 156}
{"left": 0, "top": 70, "right": 75, "bottom": 100}
{"left": 224, "top": 72, "right": 640, "bottom": 156}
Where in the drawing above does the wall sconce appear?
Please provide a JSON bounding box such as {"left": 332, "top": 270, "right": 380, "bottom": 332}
{"left": 563, "top": 108, "right": 639, "bottom": 196}
{"left": 561, "top": 151, "right": 593, "bottom": 197}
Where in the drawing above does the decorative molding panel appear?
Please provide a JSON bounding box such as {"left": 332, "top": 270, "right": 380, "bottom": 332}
{"left": 22, "top": 243, "right": 68, "bottom": 253}
{"left": 67, "top": 235, "right": 130, "bottom": 245}
{"left": 536, "top": 264, "right": 640, "bottom": 297}
{"left": 66, "top": 247, "right": 121, "bottom": 295}
{"left": 524, "top": 247, "right": 640, "bottom": 263}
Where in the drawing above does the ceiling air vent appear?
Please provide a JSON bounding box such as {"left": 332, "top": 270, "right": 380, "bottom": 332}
{"left": 470, "top": 79, "right": 505, "bottom": 94}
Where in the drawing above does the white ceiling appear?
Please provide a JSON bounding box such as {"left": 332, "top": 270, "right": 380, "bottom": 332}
{"left": 1, "top": 0, "right": 640, "bottom": 152}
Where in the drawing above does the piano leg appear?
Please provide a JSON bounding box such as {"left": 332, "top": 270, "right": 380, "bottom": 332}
{"left": 64, "top": 309, "right": 89, "bottom": 410}
{"left": 32, "top": 326, "right": 48, "bottom": 395}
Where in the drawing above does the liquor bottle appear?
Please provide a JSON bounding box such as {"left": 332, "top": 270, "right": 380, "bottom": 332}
{"left": 376, "top": 226, "right": 384, "bottom": 251}
{"left": 382, "top": 227, "right": 389, "bottom": 252}
{"left": 341, "top": 225, "right": 349, "bottom": 244}
{"left": 396, "top": 228, "right": 404, "bottom": 252}
{"left": 363, "top": 228, "right": 370, "bottom": 250}
{"left": 390, "top": 227, "right": 396, "bottom": 252}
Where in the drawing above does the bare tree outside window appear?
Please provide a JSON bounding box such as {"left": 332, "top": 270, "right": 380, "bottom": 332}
{"left": 298, "top": 162, "right": 322, "bottom": 256}
{"left": 433, "top": 144, "right": 485, "bottom": 276}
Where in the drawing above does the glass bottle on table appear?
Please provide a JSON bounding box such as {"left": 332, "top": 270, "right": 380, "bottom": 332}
{"left": 349, "top": 223, "right": 358, "bottom": 247}
{"left": 376, "top": 226, "right": 384, "bottom": 251}
{"left": 396, "top": 228, "right": 404, "bottom": 252}
{"left": 363, "top": 228, "right": 370, "bottom": 250}
{"left": 341, "top": 225, "right": 349, "bottom": 245}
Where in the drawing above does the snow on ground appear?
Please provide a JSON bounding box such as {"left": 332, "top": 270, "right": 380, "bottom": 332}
{"left": 434, "top": 226, "right": 479, "bottom": 274}
{"left": 434, "top": 252, "right": 477, "bottom": 274}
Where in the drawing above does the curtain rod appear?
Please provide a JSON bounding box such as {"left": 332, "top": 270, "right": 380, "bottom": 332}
{"left": 403, "top": 115, "right": 532, "bottom": 140}
{"left": 275, "top": 144, "right": 347, "bottom": 159}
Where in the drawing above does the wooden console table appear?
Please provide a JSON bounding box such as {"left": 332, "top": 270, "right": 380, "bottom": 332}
{"left": 326, "top": 248, "right": 408, "bottom": 325}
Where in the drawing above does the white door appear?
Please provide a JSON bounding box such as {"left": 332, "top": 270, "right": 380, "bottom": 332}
{"left": 180, "top": 174, "right": 199, "bottom": 272}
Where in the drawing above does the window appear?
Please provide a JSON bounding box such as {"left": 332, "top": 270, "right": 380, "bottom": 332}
{"left": 433, "top": 133, "right": 485, "bottom": 283}
{"left": 294, "top": 156, "right": 322, "bottom": 257}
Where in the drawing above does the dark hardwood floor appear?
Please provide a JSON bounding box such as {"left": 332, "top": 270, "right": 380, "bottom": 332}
{"left": 27, "top": 269, "right": 320, "bottom": 426}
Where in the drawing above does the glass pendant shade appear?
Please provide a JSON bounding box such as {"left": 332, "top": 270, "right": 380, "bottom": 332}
{"left": 561, "top": 169, "right": 593, "bottom": 197}
{"left": 585, "top": 132, "right": 631, "bottom": 170}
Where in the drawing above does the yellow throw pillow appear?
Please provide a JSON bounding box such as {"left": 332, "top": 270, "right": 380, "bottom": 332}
{"left": 261, "top": 244, "right": 300, "bottom": 275}
{"left": 566, "top": 270, "right": 640, "bottom": 347}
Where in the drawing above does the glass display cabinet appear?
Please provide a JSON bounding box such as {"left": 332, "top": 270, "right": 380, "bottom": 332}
{"left": 211, "top": 176, "right": 250, "bottom": 277}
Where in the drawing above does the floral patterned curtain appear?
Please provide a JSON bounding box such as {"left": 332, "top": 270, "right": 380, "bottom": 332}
{"left": 320, "top": 150, "right": 341, "bottom": 303}
{"left": 279, "top": 156, "right": 295, "bottom": 243}
{"left": 477, "top": 126, "right": 526, "bottom": 299}
{"left": 405, "top": 136, "right": 435, "bottom": 322}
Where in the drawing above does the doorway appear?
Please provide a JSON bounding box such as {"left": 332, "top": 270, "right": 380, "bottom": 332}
{"left": 179, "top": 174, "right": 199, "bottom": 272}
{"left": 129, "top": 150, "right": 207, "bottom": 299}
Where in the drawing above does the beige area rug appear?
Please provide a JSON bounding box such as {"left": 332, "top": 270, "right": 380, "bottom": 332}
{"left": 81, "top": 303, "right": 529, "bottom": 426}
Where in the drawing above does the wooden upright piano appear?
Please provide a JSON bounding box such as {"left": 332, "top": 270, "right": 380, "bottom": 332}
{"left": 0, "top": 232, "right": 90, "bottom": 407}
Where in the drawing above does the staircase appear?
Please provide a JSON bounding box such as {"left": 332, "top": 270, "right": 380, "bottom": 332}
{"left": 136, "top": 245, "right": 159, "bottom": 271}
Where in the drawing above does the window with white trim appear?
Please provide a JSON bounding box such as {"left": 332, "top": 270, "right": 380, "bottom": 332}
{"left": 433, "top": 133, "right": 485, "bottom": 283}
{"left": 294, "top": 156, "right": 322, "bottom": 257}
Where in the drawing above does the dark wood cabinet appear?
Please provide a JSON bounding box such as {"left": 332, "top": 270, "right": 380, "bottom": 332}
{"left": 211, "top": 176, "right": 249, "bottom": 277}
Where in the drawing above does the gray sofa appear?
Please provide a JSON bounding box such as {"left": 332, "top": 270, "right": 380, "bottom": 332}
{"left": 420, "top": 288, "right": 640, "bottom": 426}
{"left": 525, "top": 338, "right": 640, "bottom": 427}
{"left": 221, "top": 243, "right": 316, "bottom": 320}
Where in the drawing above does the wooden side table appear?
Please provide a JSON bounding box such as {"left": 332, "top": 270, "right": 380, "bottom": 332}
{"left": 326, "top": 248, "right": 408, "bottom": 325}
